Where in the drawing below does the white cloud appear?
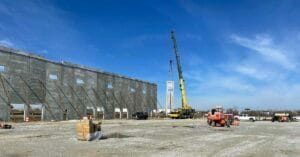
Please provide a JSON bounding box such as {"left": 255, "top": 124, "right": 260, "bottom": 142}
{"left": 182, "top": 33, "right": 300, "bottom": 110}
{"left": 0, "top": 0, "right": 86, "bottom": 53}
{"left": 234, "top": 65, "right": 269, "bottom": 80}
{"left": 217, "top": 76, "right": 256, "bottom": 92}
{"left": 186, "top": 70, "right": 256, "bottom": 93}
{"left": 0, "top": 39, "right": 14, "bottom": 47}
{"left": 186, "top": 80, "right": 300, "bottom": 110}
{"left": 230, "top": 34, "right": 296, "bottom": 69}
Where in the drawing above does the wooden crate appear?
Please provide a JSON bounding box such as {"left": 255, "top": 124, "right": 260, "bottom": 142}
{"left": 76, "top": 119, "right": 101, "bottom": 141}
{"left": 76, "top": 119, "right": 93, "bottom": 141}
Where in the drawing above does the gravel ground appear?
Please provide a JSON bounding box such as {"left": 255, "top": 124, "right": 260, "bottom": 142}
{"left": 0, "top": 119, "right": 299, "bottom": 157}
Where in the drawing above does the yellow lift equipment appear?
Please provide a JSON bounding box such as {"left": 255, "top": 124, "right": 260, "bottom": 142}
{"left": 168, "top": 31, "right": 195, "bottom": 119}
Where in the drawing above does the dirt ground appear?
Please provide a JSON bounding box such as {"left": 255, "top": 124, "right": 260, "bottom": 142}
{"left": 0, "top": 119, "right": 299, "bottom": 157}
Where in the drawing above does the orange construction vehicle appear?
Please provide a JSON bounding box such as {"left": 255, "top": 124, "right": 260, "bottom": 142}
{"left": 207, "top": 106, "right": 234, "bottom": 127}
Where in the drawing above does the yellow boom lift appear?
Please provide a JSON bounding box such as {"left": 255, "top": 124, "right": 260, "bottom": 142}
{"left": 168, "top": 31, "right": 195, "bottom": 119}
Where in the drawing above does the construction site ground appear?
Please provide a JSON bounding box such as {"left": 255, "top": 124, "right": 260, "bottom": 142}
{"left": 0, "top": 119, "right": 299, "bottom": 157}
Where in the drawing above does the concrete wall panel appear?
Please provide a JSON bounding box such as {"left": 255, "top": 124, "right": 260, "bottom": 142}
{"left": 45, "top": 63, "right": 63, "bottom": 120}
{"left": 0, "top": 46, "right": 157, "bottom": 121}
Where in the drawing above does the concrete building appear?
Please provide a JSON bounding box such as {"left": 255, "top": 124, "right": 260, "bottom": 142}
{"left": 0, "top": 46, "right": 157, "bottom": 121}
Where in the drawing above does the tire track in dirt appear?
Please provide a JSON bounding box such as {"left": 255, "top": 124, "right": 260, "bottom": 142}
{"left": 212, "top": 139, "right": 267, "bottom": 157}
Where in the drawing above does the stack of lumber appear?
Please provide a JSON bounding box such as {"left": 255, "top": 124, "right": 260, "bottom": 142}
{"left": 76, "top": 118, "right": 101, "bottom": 141}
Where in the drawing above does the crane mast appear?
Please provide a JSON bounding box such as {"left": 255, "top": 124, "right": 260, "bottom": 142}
{"left": 170, "top": 31, "right": 189, "bottom": 110}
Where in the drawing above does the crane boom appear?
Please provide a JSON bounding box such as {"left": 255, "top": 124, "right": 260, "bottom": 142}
{"left": 171, "top": 31, "right": 189, "bottom": 109}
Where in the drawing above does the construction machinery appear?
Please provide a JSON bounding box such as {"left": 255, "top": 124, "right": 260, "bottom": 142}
{"left": 0, "top": 123, "right": 12, "bottom": 129}
{"left": 272, "top": 113, "right": 293, "bottom": 122}
{"left": 168, "top": 31, "right": 195, "bottom": 119}
{"left": 132, "top": 112, "right": 149, "bottom": 120}
{"left": 234, "top": 114, "right": 256, "bottom": 122}
{"left": 207, "top": 106, "right": 233, "bottom": 127}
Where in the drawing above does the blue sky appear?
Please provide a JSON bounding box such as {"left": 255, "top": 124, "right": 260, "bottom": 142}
{"left": 1, "top": 0, "right": 300, "bottom": 110}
